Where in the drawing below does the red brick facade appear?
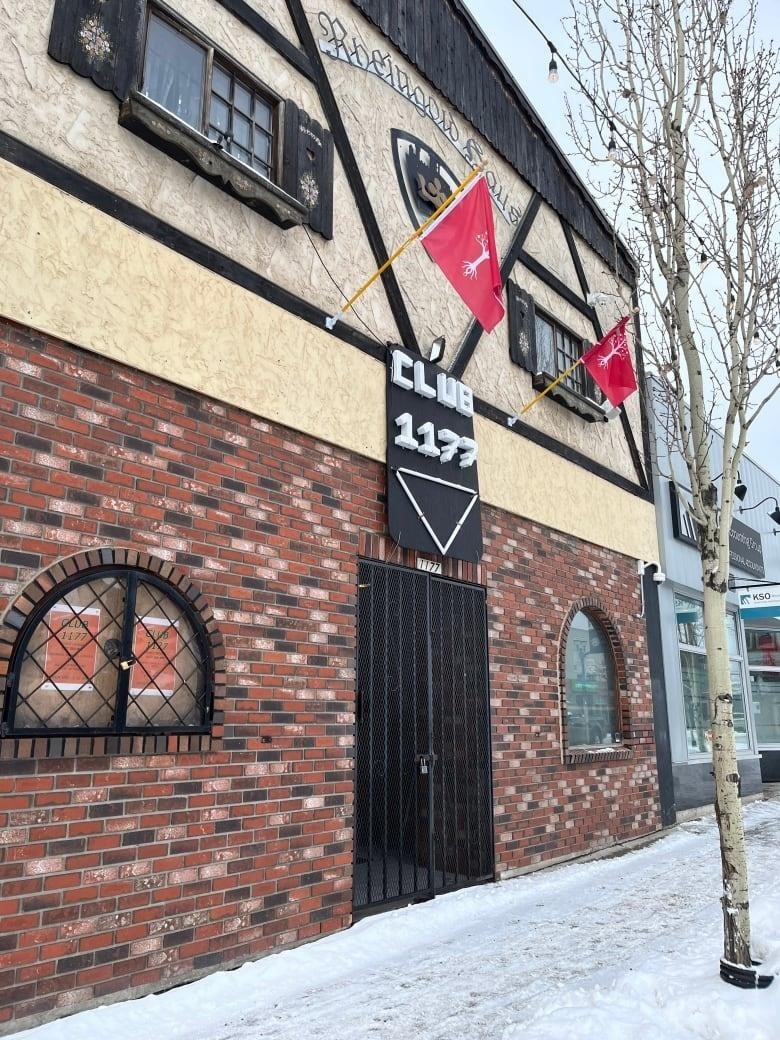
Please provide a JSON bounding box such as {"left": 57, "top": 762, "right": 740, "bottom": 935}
{"left": 0, "top": 319, "right": 660, "bottom": 1029}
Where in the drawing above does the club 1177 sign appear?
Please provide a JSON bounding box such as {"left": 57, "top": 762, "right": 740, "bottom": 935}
{"left": 386, "top": 348, "right": 482, "bottom": 561}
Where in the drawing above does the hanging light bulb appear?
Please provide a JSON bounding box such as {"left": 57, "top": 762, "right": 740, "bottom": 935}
{"left": 547, "top": 42, "right": 559, "bottom": 83}
{"left": 607, "top": 121, "right": 619, "bottom": 161}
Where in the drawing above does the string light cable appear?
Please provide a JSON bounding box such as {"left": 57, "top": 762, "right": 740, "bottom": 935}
{"left": 504, "top": 0, "right": 733, "bottom": 257}
{"left": 302, "top": 223, "right": 385, "bottom": 346}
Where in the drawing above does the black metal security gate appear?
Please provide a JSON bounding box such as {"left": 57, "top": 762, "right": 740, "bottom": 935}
{"left": 353, "top": 559, "right": 493, "bottom": 915}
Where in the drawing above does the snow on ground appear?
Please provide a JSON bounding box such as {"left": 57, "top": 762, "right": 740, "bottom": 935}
{"left": 13, "top": 800, "right": 780, "bottom": 1040}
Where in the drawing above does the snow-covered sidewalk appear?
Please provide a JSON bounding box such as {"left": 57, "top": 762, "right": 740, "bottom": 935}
{"left": 13, "top": 799, "right": 780, "bottom": 1040}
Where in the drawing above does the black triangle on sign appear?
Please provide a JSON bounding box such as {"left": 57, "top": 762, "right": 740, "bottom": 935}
{"left": 395, "top": 468, "right": 479, "bottom": 556}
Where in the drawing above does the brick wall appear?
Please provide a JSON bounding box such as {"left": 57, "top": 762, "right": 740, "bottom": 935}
{"left": 483, "top": 516, "right": 660, "bottom": 875}
{"left": 0, "top": 319, "right": 660, "bottom": 1030}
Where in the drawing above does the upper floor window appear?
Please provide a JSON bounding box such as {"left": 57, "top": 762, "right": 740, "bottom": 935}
{"left": 564, "top": 610, "right": 620, "bottom": 748}
{"left": 508, "top": 282, "right": 605, "bottom": 422}
{"left": 142, "top": 10, "right": 276, "bottom": 181}
{"left": 48, "top": 0, "right": 334, "bottom": 237}
{"left": 535, "top": 311, "right": 599, "bottom": 401}
{"left": 3, "top": 566, "right": 213, "bottom": 736}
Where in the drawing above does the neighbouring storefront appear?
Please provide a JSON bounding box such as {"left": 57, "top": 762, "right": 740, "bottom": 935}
{"left": 651, "top": 413, "right": 780, "bottom": 809}
{"left": 740, "top": 585, "right": 780, "bottom": 780}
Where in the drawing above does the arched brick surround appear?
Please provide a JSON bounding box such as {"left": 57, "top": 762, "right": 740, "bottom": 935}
{"left": 558, "top": 597, "right": 632, "bottom": 764}
{"left": 0, "top": 548, "right": 226, "bottom": 758}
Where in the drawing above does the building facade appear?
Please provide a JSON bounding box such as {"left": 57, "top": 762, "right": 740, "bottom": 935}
{"left": 650, "top": 400, "right": 780, "bottom": 810}
{"left": 1, "top": 0, "right": 663, "bottom": 1029}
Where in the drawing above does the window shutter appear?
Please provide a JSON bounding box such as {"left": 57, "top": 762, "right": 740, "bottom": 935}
{"left": 48, "top": 0, "right": 145, "bottom": 101}
{"left": 580, "top": 341, "right": 601, "bottom": 401}
{"left": 281, "top": 101, "right": 334, "bottom": 240}
{"left": 507, "top": 282, "right": 537, "bottom": 371}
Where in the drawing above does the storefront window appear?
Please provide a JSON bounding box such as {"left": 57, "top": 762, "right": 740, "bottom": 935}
{"left": 675, "top": 594, "right": 749, "bottom": 755}
{"left": 564, "top": 611, "right": 620, "bottom": 747}
{"left": 744, "top": 619, "right": 780, "bottom": 745}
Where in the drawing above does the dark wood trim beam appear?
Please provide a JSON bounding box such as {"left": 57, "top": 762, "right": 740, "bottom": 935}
{"left": 518, "top": 248, "right": 597, "bottom": 325}
{"left": 475, "top": 399, "right": 650, "bottom": 501}
{"left": 561, "top": 221, "right": 602, "bottom": 338}
{"left": 285, "top": 0, "right": 420, "bottom": 354}
{"left": 450, "top": 192, "right": 541, "bottom": 379}
{"left": 215, "top": 0, "right": 314, "bottom": 81}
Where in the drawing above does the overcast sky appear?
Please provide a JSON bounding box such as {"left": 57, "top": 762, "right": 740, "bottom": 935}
{"left": 463, "top": 0, "right": 779, "bottom": 482}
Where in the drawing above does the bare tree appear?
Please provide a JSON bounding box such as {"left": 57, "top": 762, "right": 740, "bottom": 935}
{"left": 564, "top": 0, "right": 780, "bottom": 979}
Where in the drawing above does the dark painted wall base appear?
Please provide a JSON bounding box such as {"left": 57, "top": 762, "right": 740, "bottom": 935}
{"left": 672, "top": 756, "right": 763, "bottom": 812}
{"left": 759, "top": 749, "right": 780, "bottom": 782}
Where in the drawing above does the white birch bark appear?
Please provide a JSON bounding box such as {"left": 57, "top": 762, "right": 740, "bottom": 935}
{"left": 702, "top": 581, "right": 750, "bottom": 963}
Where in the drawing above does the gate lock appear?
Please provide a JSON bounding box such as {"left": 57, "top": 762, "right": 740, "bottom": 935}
{"left": 416, "top": 752, "right": 437, "bottom": 775}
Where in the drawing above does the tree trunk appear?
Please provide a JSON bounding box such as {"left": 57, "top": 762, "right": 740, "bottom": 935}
{"left": 702, "top": 581, "right": 751, "bottom": 966}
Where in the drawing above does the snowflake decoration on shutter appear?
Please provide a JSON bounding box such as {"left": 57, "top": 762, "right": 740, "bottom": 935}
{"left": 299, "top": 172, "right": 320, "bottom": 209}
{"left": 79, "top": 16, "right": 112, "bottom": 64}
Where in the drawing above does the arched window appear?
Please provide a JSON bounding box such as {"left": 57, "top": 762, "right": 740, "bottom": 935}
{"left": 563, "top": 610, "right": 620, "bottom": 748}
{"left": 3, "top": 563, "right": 214, "bottom": 736}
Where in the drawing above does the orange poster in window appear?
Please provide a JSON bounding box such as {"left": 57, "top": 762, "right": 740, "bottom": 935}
{"left": 131, "top": 617, "right": 179, "bottom": 697}
{"left": 43, "top": 606, "right": 101, "bottom": 690}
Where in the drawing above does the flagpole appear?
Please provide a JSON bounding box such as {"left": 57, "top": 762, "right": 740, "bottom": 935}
{"left": 520, "top": 360, "right": 583, "bottom": 415}
{"left": 325, "top": 162, "right": 487, "bottom": 330}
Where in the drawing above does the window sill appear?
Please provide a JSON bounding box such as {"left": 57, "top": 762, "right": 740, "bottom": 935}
{"left": 564, "top": 746, "right": 632, "bottom": 765}
{"left": 118, "top": 93, "right": 308, "bottom": 229}
{"left": 0, "top": 731, "right": 221, "bottom": 759}
{"left": 532, "top": 371, "right": 606, "bottom": 423}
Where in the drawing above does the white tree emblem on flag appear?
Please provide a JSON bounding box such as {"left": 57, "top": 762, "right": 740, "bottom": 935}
{"left": 595, "top": 340, "right": 629, "bottom": 367}
{"left": 462, "top": 233, "right": 491, "bottom": 280}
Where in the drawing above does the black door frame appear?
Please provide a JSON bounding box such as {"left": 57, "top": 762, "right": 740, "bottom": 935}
{"left": 353, "top": 558, "right": 494, "bottom": 916}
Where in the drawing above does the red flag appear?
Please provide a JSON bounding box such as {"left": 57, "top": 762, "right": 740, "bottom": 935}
{"left": 420, "top": 174, "right": 505, "bottom": 333}
{"left": 581, "top": 316, "right": 637, "bottom": 407}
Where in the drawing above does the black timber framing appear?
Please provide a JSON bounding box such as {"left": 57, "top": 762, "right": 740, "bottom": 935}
{"left": 561, "top": 221, "right": 600, "bottom": 336}
{"left": 631, "top": 293, "right": 657, "bottom": 493}
{"left": 476, "top": 398, "right": 649, "bottom": 499}
{"left": 285, "top": 0, "right": 420, "bottom": 354}
{"left": 215, "top": 0, "right": 314, "bottom": 81}
{"left": 0, "top": 130, "right": 651, "bottom": 503}
{"left": 449, "top": 192, "right": 541, "bottom": 380}
{"left": 517, "top": 249, "right": 597, "bottom": 325}
{"left": 560, "top": 221, "right": 649, "bottom": 492}
{"left": 349, "top": 0, "right": 636, "bottom": 285}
